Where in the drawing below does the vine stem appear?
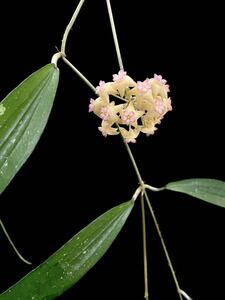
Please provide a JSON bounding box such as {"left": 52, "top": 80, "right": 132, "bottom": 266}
{"left": 123, "top": 141, "right": 144, "bottom": 188}
{"left": 61, "top": 0, "right": 86, "bottom": 55}
{"left": 55, "top": 1, "right": 189, "bottom": 299}
{"left": 0, "top": 218, "right": 31, "bottom": 265}
{"left": 59, "top": 0, "right": 96, "bottom": 92}
{"left": 124, "top": 141, "right": 183, "bottom": 300}
{"left": 141, "top": 193, "right": 149, "bottom": 300}
{"left": 106, "top": 0, "right": 124, "bottom": 70}
{"left": 105, "top": 1, "right": 184, "bottom": 299}
{"left": 51, "top": 0, "right": 88, "bottom": 74}
{"left": 144, "top": 192, "right": 183, "bottom": 300}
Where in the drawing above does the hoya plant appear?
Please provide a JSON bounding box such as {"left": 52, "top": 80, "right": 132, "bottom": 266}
{"left": 0, "top": 1, "right": 224, "bottom": 299}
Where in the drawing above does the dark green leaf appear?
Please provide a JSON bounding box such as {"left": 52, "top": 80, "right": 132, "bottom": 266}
{"left": 0, "top": 64, "right": 59, "bottom": 193}
{"left": 0, "top": 200, "right": 134, "bottom": 299}
{"left": 166, "top": 178, "right": 225, "bottom": 207}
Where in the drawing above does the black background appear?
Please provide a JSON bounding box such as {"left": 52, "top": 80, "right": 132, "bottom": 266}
{"left": 0, "top": 1, "right": 225, "bottom": 299}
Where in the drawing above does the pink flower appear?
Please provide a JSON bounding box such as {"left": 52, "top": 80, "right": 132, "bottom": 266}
{"left": 98, "top": 122, "right": 119, "bottom": 137}
{"left": 167, "top": 97, "right": 172, "bottom": 111}
{"left": 90, "top": 71, "right": 172, "bottom": 142}
{"left": 113, "top": 70, "right": 127, "bottom": 82}
{"left": 155, "top": 99, "right": 165, "bottom": 114}
{"left": 137, "top": 79, "right": 151, "bottom": 94}
{"left": 96, "top": 80, "right": 106, "bottom": 94}
{"left": 124, "top": 138, "right": 136, "bottom": 143}
{"left": 165, "top": 84, "right": 170, "bottom": 92}
{"left": 121, "top": 110, "right": 136, "bottom": 125}
{"left": 154, "top": 74, "right": 167, "bottom": 85}
{"left": 100, "top": 106, "right": 110, "bottom": 121}
{"left": 88, "top": 98, "right": 95, "bottom": 112}
{"left": 119, "top": 127, "right": 140, "bottom": 143}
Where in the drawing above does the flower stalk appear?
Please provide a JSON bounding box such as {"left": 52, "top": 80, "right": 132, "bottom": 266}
{"left": 57, "top": 0, "right": 191, "bottom": 299}
{"left": 105, "top": 1, "right": 184, "bottom": 300}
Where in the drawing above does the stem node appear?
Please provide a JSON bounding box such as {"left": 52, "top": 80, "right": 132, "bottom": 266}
{"left": 51, "top": 52, "right": 64, "bottom": 67}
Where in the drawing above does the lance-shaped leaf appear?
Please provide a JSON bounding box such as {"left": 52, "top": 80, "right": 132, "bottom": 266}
{"left": 166, "top": 178, "right": 225, "bottom": 208}
{"left": 0, "top": 200, "right": 134, "bottom": 300}
{"left": 0, "top": 64, "right": 59, "bottom": 193}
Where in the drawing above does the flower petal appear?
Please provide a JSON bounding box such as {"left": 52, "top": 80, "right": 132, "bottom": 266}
{"left": 119, "top": 126, "right": 141, "bottom": 143}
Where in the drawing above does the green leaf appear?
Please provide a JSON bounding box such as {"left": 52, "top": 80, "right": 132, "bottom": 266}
{"left": 166, "top": 178, "right": 225, "bottom": 207}
{"left": 0, "top": 64, "right": 59, "bottom": 193}
{"left": 0, "top": 200, "right": 134, "bottom": 300}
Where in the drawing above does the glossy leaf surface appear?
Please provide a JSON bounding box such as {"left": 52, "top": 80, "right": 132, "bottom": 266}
{"left": 0, "top": 64, "right": 59, "bottom": 193}
{"left": 166, "top": 178, "right": 225, "bottom": 207}
{"left": 0, "top": 200, "right": 134, "bottom": 299}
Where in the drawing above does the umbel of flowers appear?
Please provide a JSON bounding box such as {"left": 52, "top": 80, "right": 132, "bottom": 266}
{"left": 89, "top": 71, "right": 172, "bottom": 143}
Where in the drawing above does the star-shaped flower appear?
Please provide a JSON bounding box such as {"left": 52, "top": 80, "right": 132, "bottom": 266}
{"left": 89, "top": 72, "right": 172, "bottom": 142}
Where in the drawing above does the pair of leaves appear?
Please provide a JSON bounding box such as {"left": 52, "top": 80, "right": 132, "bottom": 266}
{"left": 1, "top": 62, "right": 225, "bottom": 300}
{"left": 1, "top": 63, "right": 225, "bottom": 210}
{"left": 0, "top": 64, "right": 134, "bottom": 299}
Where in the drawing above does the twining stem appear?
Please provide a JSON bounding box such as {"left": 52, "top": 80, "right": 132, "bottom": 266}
{"left": 51, "top": 0, "right": 96, "bottom": 91}
{"left": 141, "top": 193, "right": 149, "bottom": 300}
{"left": 61, "top": 0, "right": 86, "bottom": 55}
{"left": 52, "top": 0, "right": 87, "bottom": 73}
{"left": 0, "top": 218, "right": 31, "bottom": 265}
{"left": 106, "top": 0, "right": 124, "bottom": 70}
{"left": 52, "top": 0, "right": 86, "bottom": 67}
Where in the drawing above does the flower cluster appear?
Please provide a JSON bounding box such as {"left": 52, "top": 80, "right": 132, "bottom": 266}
{"left": 89, "top": 71, "right": 172, "bottom": 143}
